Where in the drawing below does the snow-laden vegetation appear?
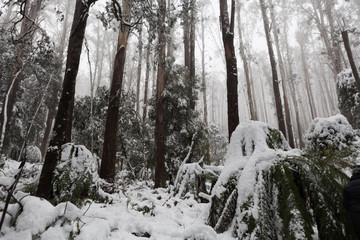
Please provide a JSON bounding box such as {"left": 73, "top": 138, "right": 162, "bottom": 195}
{"left": 0, "top": 116, "right": 359, "bottom": 239}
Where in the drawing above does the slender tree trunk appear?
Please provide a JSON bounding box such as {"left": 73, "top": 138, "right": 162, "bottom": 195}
{"left": 342, "top": 30, "right": 360, "bottom": 92}
{"left": 0, "top": 0, "right": 43, "bottom": 152}
{"left": 40, "top": 109, "right": 54, "bottom": 159}
{"left": 189, "top": 0, "right": 196, "bottom": 80}
{"left": 183, "top": 0, "right": 190, "bottom": 69}
{"left": 236, "top": 0, "right": 257, "bottom": 121}
{"left": 167, "top": 0, "right": 174, "bottom": 58}
{"left": 154, "top": 0, "right": 167, "bottom": 188}
{"left": 36, "top": 0, "right": 96, "bottom": 199}
{"left": 259, "top": 0, "right": 286, "bottom": 136}
{"left": 298, "top": 39, "right": 316, "bottom": 119}
{"left": 135, "top": 25, "right": 143, "bottom": 115}
{"left": 143, "top": 31, "right": 152, "bottom": 121}
{"left": 100, "top": 0, "right": 131, "bottom": 182}
{"left": 200, "top": 8, "right": 208, "bottom": 125}
{"left": 268, "top": 0, "right": 294, "bottom": 147}
{"left": 219, "top": 0, "right": 239, "bottom": 140}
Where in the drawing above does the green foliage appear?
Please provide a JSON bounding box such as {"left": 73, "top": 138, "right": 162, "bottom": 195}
{"left": 73, "top": 88, "right": 154, "bottom": 179}
{"left": 337, "top": 69, "right": 360, "bottom": 129}
{"left": 0, "top": 28, "right": 62, "bottom": 154}
{"left": 208, "top": 120, "right": 359, "bottom": 239}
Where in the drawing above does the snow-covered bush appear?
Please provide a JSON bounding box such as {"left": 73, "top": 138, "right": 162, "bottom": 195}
{"left": 25, "top": 146, "right": 42, "bottom": 163}
{"left": 337, "top": 69, "right": 360, "bottom": 129}
{"left": 207, "top": 121, "right": 357, "bottom": 239}
{"left": 52, "top": 143, "right": 99, "bottom": 205}
{"left": 174, "top": 159, "right": 220, "bottom": 199}
{"left": 304, "top": 114, "right": 355, "bottom": 154}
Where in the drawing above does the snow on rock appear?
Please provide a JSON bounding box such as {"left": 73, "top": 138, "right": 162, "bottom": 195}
{"left": 16, "top": 196, "right": 57, "bottom": 235}
{"left": 53, "top": 143, "right": 99, "bottom": 204}
{"left": 304, "top": 114, "right": 355, "bottom": 153}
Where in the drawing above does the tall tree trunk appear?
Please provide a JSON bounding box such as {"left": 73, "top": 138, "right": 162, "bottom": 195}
{"left": 0, "top": 0, "right": 43, "bottom": 152}
{"left": 298, "top": 38, "right": 316, "bottom": 119}
{"left": 183, "top": 0, "right": 190, "bottom": 69}
{"left": 135, "top": 25, "right": 143, "bottom": 115}
{"left": 189, "top": 0, "right": 196, "bottom": 79}
{"left": 154, "top": 0, "right": 167, "bottom": 188}
{"left": 36, "top": 0, "right": 96, "bottom": 199}
{"left": 236, "top": 0, "right": 257, "bottom": 121}
{"left": 268, "top": 0, "right": 294, "bottom": 147}
{"left": 100, "top": 0, "right": 131, "bottom": 182}
{"left": 39, "top": 0, "right": 71, "bottom": 159}
{"left": 167, "top": 0, "right": 174, "bottom": 58}
{"left": 259, "top": 0, "right": 286, "bottom": 136}
{"left": 40, "top": 109, "right": 54, "bottom": 158}
{"left": 200, "top": 8, "right": 208, "bottom": 125}
{"left": 143, "top": 31, "right": 152, "bottom": 121}
{"left": 219, "top": 0, "right": 239, "bottom": 140}
{"left": 342, "top": 30, "right": 360, "bottom": 93}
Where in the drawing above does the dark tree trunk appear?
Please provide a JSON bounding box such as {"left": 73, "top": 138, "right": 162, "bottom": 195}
{"left": 259, "top": 0, "right": 286, "bottom": 136}
{"left": 36, "top": 0, "right": 96, "bottom": 199}
{"left": 135, "top": 25, "right": 143, "bottom": 115}
{"left": 189, "top": 0, "right": 196, "bottom": 80}
{"left": 100, "top": 0, "right": 131, "bottom": 182}
{"left": 0, "top": 0, "right": 43, "bottom": 152}
{"left": 154, "top": 0, "right": 167, "bottom": 188}
{"left": 268, "top": 0, "right": 294, "bottom": 148}
{"left": 342, "top": 30, "right": 360, "bottom": 93}
{"left": 219, "top": 0, "right": 240, "bottom": 140}
{"left": 143, "top": 32, "right": 152, "bottom": 121}
{"left": 183, "top": 0, "right": 190, "bottom": 70}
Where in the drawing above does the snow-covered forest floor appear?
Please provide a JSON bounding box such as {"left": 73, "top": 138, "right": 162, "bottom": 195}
{"left": 0, "top": 160, "right": 230, "bottom": 240}
{"left": 0, "top": 116, "right": 359, "bottom": 240}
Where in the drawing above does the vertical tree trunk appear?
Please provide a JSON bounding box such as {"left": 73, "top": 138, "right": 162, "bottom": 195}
{"left": 259, "top": 0, "right": 286, "bottom": 136}
{"left": 36, "top": 0, "right": 96, "bottom": 199}
{"left": 189, "top": 0, "right": 196, "bottom": 80}
{"left": 167, "top": 0, "right": 174, "bottom": 58}
{"left": 0, "top": 0, "right": 43, "bottom": 152}
{"left": 298, "top": 38, "right": 316, "bottom": 119}
{"left": 154, "top": 0, "right": 167, "bottom": 188}
{"left": 236, "top": 0, "right": 257, "bottom": 121}
{"left": 143, "top": 31, "right": 152, "bottom": 121}
{"left": 183, "top": 0, "right": 190, "bottom": 69}
{"left": 268, "top": 0, "right": 294, "bottom": 148}
{"left": 200, "top": 8, "right": 208, "bottom": 125}
{"left": 39, "top": 0, "right": 71, "bottom": 159}
{"left": 100, "top": 0, "right": 131, "bottom": 182}
{"left": 40, "top": 109, "right": 54, "bottom": 158}
{"left": 135, "top": 25, "right": 143, "bottom": 115}
{"left": 342, "top": 30, "right": 360, "bottom": 92}
{"left": 219, "top": 0, "right": 240, "bottom": 140}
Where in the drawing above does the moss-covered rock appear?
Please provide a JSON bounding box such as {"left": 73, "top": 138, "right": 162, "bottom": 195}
{"left": 52, "top": 143, "right": 99, "bottom": 206}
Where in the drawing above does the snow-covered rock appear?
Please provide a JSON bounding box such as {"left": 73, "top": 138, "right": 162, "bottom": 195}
{"left": 52, "top": 143, "right": 99, "bottom": 205}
